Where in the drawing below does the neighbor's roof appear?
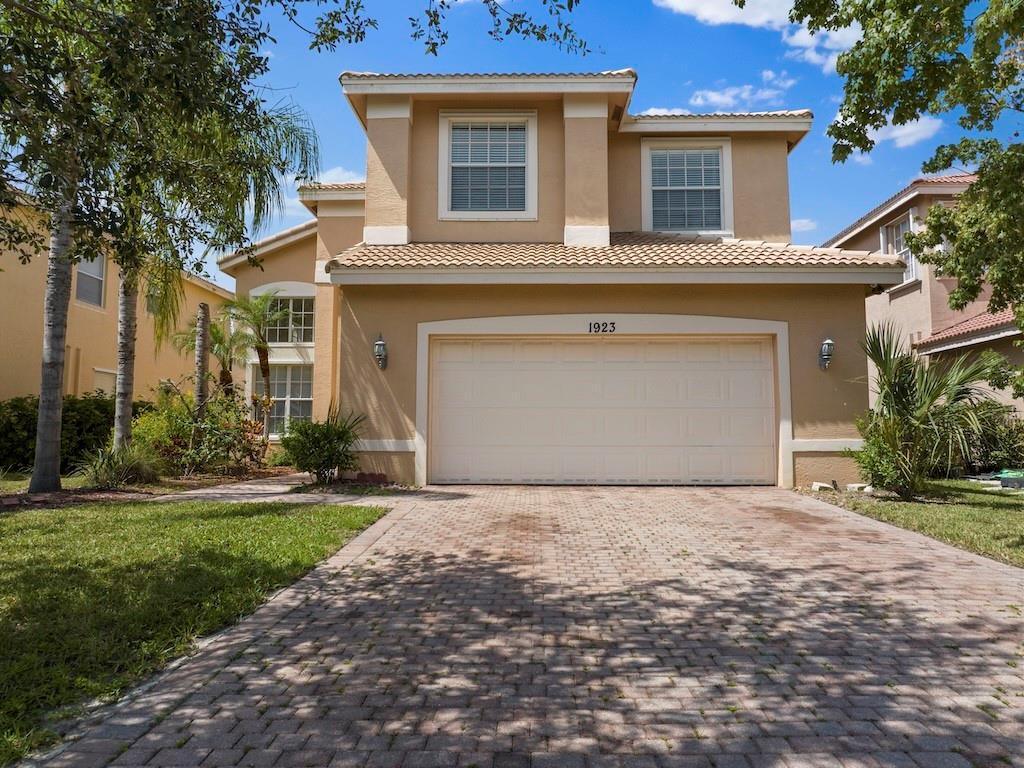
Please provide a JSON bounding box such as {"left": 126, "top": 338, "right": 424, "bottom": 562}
{"left": 326, "top": 232, "right": 902, "bottom": 272}
{"left": 297, "top": 181, "right": 366, "bottom": 192}
{"left": 342, "top": 69, "right": 637, "bottom": 81}
{"left": 916, "top": 307, "right": 1020, "bottom": 352}
{"left": 630, "top": 109, "right": 812, "bottom": 121}
{"left": 824, "top": 173, "right": 977, "bottom": 248}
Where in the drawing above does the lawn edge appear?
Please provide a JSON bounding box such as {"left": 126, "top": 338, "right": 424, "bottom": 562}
{"left": 22, "top": 501, "right": 413, "bottom": 768}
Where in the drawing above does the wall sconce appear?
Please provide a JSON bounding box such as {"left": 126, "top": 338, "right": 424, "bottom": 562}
{"left": 819, "top": 338, "right": 835, "bottom": 370}
{"left": 373, "top": 334, "right": 388, "bottom": 370}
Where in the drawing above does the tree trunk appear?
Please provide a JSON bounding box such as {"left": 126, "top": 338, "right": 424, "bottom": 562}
{"left": 218, "top": 366, "right": 234, "bottom": 394}
{"left": 112, "top": 270, "right": 139, "bottom": 449}
{"left": 29, "top": 187, "right": 77, "bottom": 492}
{"left": 194, "top": 302, "right": 210, "bottom": 421}
{"left": 257, "top": 344, "right": 271, "bottom": 440}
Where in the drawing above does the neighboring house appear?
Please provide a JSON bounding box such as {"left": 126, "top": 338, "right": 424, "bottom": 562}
{"left": 220, "top": 69, "right": 904, "bottom": 487}
{"left": 824, "top": 173, "right": 1022, "bottom": 410}
{"left": 0, "top": 217, "right": 233, "bottom": 401}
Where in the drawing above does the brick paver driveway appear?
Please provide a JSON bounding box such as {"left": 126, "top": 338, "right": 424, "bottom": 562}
{"left": 40, "top": 487, "right": 1024, "bottom": 768}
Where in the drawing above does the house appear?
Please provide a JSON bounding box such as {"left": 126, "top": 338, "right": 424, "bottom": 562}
{"left": 219, "top": 69, "right": 904, "bottom": 488}
{"left": 824, "top": 173, "right": 1022, "bottom": 409}
{"left": 0, "top": 213, "right": 233, "bottom": 401}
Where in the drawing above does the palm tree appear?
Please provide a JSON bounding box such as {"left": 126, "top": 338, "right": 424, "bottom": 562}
{"left": 861, "top": 322, "right": 1001, "bottom": 498}
{"left": 173, "top": 311, "right": 254, "bottom": 394}
{"left": 223, "top": 292, "right": 290, "bottom": 439}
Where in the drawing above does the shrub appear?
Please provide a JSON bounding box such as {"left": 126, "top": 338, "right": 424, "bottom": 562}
{"left": 132, "top": 389, "right": 265, "bottom": 475}
{"left": 74, "top": 444, "right": 161, "bottom": 489}
{"left": 967, "top": 402, "right": 1024, "bottom": 472}
{"left": 0, "top": 393, "right": 151, "bottom": 472}
{"left": 281, "top": 408, "right": 365, "bottom": 484}
{"left": 266, "top": 447, "right": 294, "bottom": 467}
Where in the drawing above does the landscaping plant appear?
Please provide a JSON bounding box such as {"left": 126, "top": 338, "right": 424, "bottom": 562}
{"left": 74, "top": 444, "right": 161, "bottom": 489}
{"left": 281, "top": 406, "right": 365, "bottom": 485}
{"left": 854, "top": 323, "right": 1002, "bottom": 499}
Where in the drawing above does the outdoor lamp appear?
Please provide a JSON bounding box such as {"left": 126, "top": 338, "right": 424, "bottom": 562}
{"left": 373, "top": 334, "right": 388, "bottom": 370}
{"left": 819, "top": 338, "right": 835, "bottom": 370}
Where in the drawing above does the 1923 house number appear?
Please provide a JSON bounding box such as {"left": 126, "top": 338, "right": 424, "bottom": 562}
{"left": 588, "top": 321, "right": 617, "bottom": 333}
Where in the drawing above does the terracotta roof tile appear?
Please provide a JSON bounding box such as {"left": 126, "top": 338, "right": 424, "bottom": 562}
{"left": 342, "top": 69, "right": 637, "bottom": 80}
{"left": 631, "top": 110, "right": 812, "bottom": 120}
{"left": 327, "top": 232, "right": 902, "bottom": 272}
{"left": 823, "top": 173, "right": 977, "bottom": 247}
{"left": 916, "top": 307, "right": 1020, "bottom": 349}
{"left": 298, "top": 181, "right": 365, "bottom": 191}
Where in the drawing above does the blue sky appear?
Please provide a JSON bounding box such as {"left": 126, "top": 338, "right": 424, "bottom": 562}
{"left": 213, "top": 0, "right": 962, "bottom": 287}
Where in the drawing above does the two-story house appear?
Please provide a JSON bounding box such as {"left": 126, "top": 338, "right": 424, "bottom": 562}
{"left": 219, "top": 69, "right": 904, "bottom": 488}
{"left": 825, "top": 173, "right": 1022, "bottom": 409}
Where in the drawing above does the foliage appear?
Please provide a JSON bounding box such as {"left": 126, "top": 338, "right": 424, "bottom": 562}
{"left": 0, "top": 500, "right": 386, "bottom": 765}
{"left": 281, "top": 407, "right": 365, "bottom": 484}
{"left": 224, "top": 292, "right": 289, "bottom": 440}
{"left": 966, "top": 402, "right": 1024, "bottom": 473}
{"left": 132, "top": 387, "right": 265, "bottom": 475}
{"left": 74, "top": 444, "right": 161, "bottom": 489}
{"left": 173, "top": 312, "right": 255, "bottom": 393}
{"left": 782, "top": 1, "right": 1024, "bottom": 378}
{"left": 266, "top": 446, "right": 296, "bottom": 468}
{"left": 853, "top": 324, "right": 1000, "bottom": 498}
{"left": 0, "top": 393, "right": 150, "bottom": 473}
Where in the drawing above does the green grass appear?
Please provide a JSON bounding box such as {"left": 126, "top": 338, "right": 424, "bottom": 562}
{"left": 0, "top": 500, "right": 386, "bottom": 765}
{"left": 0, "top": 473, "right": 88, "bottom": 494}
{"left": 821, "top": 480, "right": 1024, "bottom": 568}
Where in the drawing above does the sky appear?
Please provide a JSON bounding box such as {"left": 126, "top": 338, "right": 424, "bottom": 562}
{"left": 210, "top": 0, "right": 968, "bottom": 288}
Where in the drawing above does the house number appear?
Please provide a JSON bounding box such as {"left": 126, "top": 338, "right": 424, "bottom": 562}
{"left": 588, "top": 321, "right": 617, "bottom": 333}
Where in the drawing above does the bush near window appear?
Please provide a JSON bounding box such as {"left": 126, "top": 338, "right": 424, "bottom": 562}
{"left": 132, "top": 389, "right": 265, "bottom": 475}
{"left": 74, "top": 443, "right": 162, "bottom": 488}
{"left": 281, "top": 408, "right": 365, "bottom": 484}
{"left": 0, "top": 393, "right": 151, "bottom": 473}
{"left": 965, "top": 402, "right": 1024, "bottom": 473}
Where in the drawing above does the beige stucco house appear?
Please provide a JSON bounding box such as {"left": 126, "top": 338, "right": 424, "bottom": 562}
{"left": 219, "top": 69, "right": 904, "bottom": 488}
{"left": 0, "top": 212, "right": 233, "bottom": 401}
{"left": 825, "top": 173, "right": 1022, "bottom": 410}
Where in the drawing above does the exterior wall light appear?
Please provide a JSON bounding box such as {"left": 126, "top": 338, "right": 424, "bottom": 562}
{"left": 819, "top": 338, "right": 835, "bottom": 370}
{"left": 373, "top": 334, "right": 388, "bottom": 370}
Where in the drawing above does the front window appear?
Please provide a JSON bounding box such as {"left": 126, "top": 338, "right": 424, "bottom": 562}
{"left": 253, "top": 364, "right": 313, "bottom": 437}
{"left": 650, "top": 148, "right": 723, "bottom": 231}
{"left": 76, "top": 256, "right": 105, "bottom": 306}
{"left": 266, "top": 297, "right": 314, "bottom": 343}
{"left": 438, "top": 111, "right": 538, "bottom": 221}
{"left": 885, "top": 216, "right": 918, "bottom": 282}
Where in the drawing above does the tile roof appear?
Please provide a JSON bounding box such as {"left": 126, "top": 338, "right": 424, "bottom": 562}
{"left": 298, "top": 181, "right": 365, "bottom": 191}
{"left": 631, "top": 110, "right": 812, "bottom": 120}
{"left": 823, "top": 173, "right": 977, "bottom": 247}
{"left": 916, "top": 307, "right": 1020, "bottom": 349}
{"left": 327, "top": 232, "right": 902, "bottom": 272}
{"left": 342, "top": 69, "right": 637, "bottom": 80}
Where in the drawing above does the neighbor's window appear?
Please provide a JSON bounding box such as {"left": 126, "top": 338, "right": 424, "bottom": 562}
{"left": 650, "top": 148, "right": 723, "bottom": 231}
{"left": 76, "top": 256, "right": 105, "bottom": 306}
{"left": 253, "top": 364, "right": 313, "bottom": 436}
{"left": 885, "top": 216, "right": 918, "bottom": 283}
{"left": 265, "top": 297, "right": 314, "bottom": 343}
{"left": 439, "top": 112, "right": 537, "bottom": 220}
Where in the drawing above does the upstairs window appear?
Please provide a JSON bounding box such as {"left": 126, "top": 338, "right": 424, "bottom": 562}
{"left": 76, "top": 255, "right": 105, "bottom": 306}
{"left": 266, "top": 297, "right": 314, "bottom": 344}
{"left": 884, "top": 215, "right": 918, "bottom": 283}
{"left": 641, "top": 139, "right": 733, "bottom": 235}
{"left": 438, "top": 112, "right": 538, "bottom": 221}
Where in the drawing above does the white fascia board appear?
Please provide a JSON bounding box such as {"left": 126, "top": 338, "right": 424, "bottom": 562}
{"left": 621, "top": 117, "right": 812, "bottom": 134}
{"left": 829, "top": 183, "right": 972, "bottom": 247}
{"left": 329, "top": 267, "right": 904, "bottom": 286}
{"left": 918, "top": 326, "right": 1022, "bottom": 355}
{"left": 342, "top": 76, "right": 636, "bottom": 96}
{"left": 218, "top": 220, "right": 317, "bottom": 269}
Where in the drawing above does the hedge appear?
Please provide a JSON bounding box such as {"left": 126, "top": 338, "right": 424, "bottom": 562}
{"left": 0, "top": 393, "right": 151, "bottom": 472}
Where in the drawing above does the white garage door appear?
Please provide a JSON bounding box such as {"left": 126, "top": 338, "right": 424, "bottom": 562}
{"left": 429, "top": 336, "right": 776, "bottom": 485}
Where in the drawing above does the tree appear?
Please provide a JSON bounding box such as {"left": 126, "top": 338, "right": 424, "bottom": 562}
{"left": 779, "top": 2, "right": 1023, "bottom": 357}
{"left": 173, "top": 312, "right": 255, "bottom": 394}
{"left": 194, "top": 302, "right": 211, "bottom": 423}
{"left": 224, "top": 293, "right": 290, "bottom": 440}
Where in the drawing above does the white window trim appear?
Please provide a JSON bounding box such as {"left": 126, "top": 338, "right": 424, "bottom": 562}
{"left": 437, "top": 110, "right": 539, "bottom": 222}
{"left": 640, "top": 137, "right": 734, "bottom": 237}
{"left": 880, "top": 211, "right": 919, "bottom": 288}
{"left": 255, "top": 291, "right": 316, "bottom": 348}
{"left": 75, "top": 255, "right": 107, "bottom": 308}
{"left": 251, "top": 364, "right": 313, "bottom": 440}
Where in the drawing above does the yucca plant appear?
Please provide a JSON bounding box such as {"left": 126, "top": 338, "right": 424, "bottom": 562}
{"left": 74, "top": 444, "right": 161, "bottom": 489}
{"left": 857, "top": 322, "right": 1001, "bottom": 498}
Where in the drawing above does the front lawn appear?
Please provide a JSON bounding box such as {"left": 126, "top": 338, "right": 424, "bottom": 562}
{"left": 0, "top": 500, "right": 386, "bottom": 765}
{"left": 816, "top": 480, "right": 1024, "bottom": 568}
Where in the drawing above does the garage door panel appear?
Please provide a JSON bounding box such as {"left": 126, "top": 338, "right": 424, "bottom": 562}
{"left": 430, "top": 336, "right": 776, "bottom": 485}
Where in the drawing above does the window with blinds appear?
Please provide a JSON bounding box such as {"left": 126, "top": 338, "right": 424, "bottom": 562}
{"left": 449, "top": 121, "right": 528, "bottom": 212}
{"left": 650, "top": 149, "right": 723, "bottom": 231}
{"left": 76, "top": 255, "right": 105, "bottom": 306}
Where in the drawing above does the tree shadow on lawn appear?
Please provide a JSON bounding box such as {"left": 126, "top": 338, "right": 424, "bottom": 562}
{"left": 0, "top": 501, "right": 382, "bottom": 765}
{"left": 148, "top": 544, "right": 1024, "bottom": 768}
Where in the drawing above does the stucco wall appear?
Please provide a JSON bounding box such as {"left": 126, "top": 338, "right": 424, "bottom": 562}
{"left": 608, "top": 133, "right": 793, "bottom": 241}
{"left": 0, "top": 242, "right": 230, "bottom": 401}
{"left": 564, "top": 115, "right": 609, "bottom": 227}
{"left": 335, "top": 283, "right": 869, "bottom": 485}
{"left": 229, "top": 232, "right": 318, "bottom": 297}
{"left": 932, "top": 336, "right": 1024, "bottom": 412}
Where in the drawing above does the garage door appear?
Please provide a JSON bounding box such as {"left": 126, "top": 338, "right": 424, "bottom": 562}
{"left": 429, "top": 336, "right": 776, "bottom": 485}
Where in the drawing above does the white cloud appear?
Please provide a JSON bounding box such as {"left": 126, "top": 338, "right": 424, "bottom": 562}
{"left": 851, "top": 152, "right": 873, "bottom": 166}
{"left": 869, "top": 116, "right": 943, "bottom": 148}
{"left": 654, "top": 0, "right": 860, "bottom": 74}
{"left": 791, "top": 218, "right": 818, "bottom": 232}
{"left": 638, "top": 107, "right": 693, "bottom": 116}
{"left": 688, "top": 70, "right": 795, "bottom": 110}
